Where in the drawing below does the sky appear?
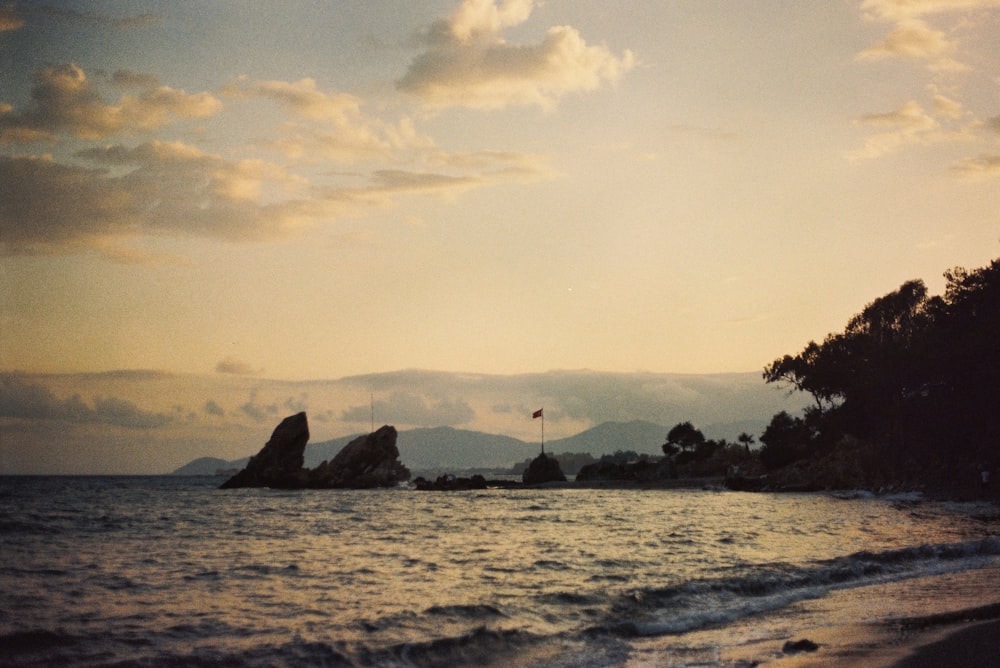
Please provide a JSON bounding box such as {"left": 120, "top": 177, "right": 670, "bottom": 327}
{"left": 1, "top": 1, "right": 998, "bottom": 472}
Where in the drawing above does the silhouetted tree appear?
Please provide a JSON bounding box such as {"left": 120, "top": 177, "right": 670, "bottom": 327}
{"left": 759, "top": 411, "right": 813, "bottom": 470}
{"left": 665, "top": 422, "right": 705, "bottom": 454}
{"left": 762, "top": 256, "right": 1000, "bottom": 473}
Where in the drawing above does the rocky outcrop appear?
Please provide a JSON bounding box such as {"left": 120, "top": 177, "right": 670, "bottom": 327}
{"left": 308, "top": 425, "right": 410, "bottom": 488}
{"left": 220, "top": 412, "right": 310, "bottom": 489}
{"left": 576, "top": 458, "right": 674, "bottom": 483}
{"left": 220, "top": 414, "right": 409, "bottom": 489}
{"left": 413, "top": 474, "right": 488, "bottom": 491}
{"left": 522, "top": 453, "right": 566, "bottom": 484}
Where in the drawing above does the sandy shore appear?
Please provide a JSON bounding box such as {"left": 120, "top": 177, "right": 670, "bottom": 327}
{"left": 890, "top": 618, "right": 1000, "bottom": 667}
{"left": 742, "top": 602, "right": 1000, "bottom": 667}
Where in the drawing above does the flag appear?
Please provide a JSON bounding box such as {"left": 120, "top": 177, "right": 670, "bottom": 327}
{"left": 532, "top": 408, "right": 543, "bottom": 419}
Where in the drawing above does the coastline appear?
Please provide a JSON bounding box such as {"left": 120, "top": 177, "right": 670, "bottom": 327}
{"left": 888, "top": 617, "right": 1000, "bottom": 667}
{"left": 712, "top": 570, "right": 1000, "bottom": 668}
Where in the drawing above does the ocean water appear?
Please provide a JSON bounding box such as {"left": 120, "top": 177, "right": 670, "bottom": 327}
{"left": 1, "top": 476, "right": 998, "bottom": 667}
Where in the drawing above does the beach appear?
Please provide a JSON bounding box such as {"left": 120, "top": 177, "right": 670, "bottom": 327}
{"left": 693, "top": 568, "right": 1000, "bottom": 668}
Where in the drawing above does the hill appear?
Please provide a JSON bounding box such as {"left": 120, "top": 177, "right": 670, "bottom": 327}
{"left": 171, "top": 456, "right": 243, "bottom": 476}
{"left": 173, "top": 420, "right": 678, "bottom": 475}
{"left": 544, "top": 420, "right": 665, "bottom": 456}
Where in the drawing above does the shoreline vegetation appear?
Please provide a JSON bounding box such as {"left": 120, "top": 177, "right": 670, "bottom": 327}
{"left": 211, "top": 255, "right": 1000, "bottom": 501}
{"left": 483, "top": 256, "right": 1000, "bottom": 505}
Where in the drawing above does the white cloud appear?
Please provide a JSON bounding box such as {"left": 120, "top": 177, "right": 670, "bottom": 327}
{"left": 858, "top": 0, "right": 1000, "bottom": 71}
{"left": 397, "top": 0, "right": 635, "bottom": 110}
{"left": 857, "top": 18, "right": 957, "bottom": 63}
{"left": 224, "top": 76, "right": 434, "bottom": 163}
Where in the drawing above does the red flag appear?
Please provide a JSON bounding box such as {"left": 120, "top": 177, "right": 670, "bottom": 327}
{"left": 532, "top": 408, "right": 543, "bottom": 419}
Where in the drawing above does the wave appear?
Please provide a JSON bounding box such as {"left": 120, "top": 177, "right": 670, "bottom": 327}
{"left": 590, "top": 536, "right": 1000, "bottom": 638}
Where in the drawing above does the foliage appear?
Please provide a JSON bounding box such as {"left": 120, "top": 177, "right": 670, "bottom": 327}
{"left": 762, "top": 257, "right": 1000, "bottom": 470}
{"left": 663, "top": 421, "right": 705, "bottom": 455}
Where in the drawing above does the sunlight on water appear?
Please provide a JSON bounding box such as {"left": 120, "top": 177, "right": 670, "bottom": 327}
{"left": 1, "top": 477, "right": 997, "bottom": 667}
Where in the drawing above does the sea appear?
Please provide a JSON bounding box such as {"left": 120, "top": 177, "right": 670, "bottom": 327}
{"left": 1, "top": 475, "right": 999, "bottom": 668}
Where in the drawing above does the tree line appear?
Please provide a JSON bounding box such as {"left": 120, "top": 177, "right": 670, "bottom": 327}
{"left": 659, "top": 256, "right": 999, "bottom": 484}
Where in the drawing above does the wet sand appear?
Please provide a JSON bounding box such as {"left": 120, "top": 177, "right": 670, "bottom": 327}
{"left": 744, "top": 603, "right": 1000, "bottom": 667}
{"left": 890, "top": 618, "right": 1000, "bottom": 667}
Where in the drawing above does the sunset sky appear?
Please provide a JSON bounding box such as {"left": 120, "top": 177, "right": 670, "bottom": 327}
{"left": 1, "top": 1, "right": 999, "bottom": 473}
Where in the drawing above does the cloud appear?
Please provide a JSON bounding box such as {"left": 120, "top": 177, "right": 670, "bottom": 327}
{"left": 39, "top": 5, "right": 161, "bottom": 29}
{"left": 857, "top": 19, "right": 956, "bottom": 63}
{"left": 397, "top": 0, "right": 635, "bottom": 110}
{"left": 860, "top": 0, "right": 1000, "bottom": 22}
{"left": 951, "top": 154, "right": 1000, "bottom": 178}
{"left": 0, "top": 60, "right": 563, "bottom": 258}
{"left": 0, "top": 374, "right": 172, "bottom": 428}
{"left": 204, "top": 399, "right": 226, "bottom": 417}
{"left": 111, "top": 69, "right": 160, "bottom": 89}
{"left": 223, "top": 77, "right": 434, "bottom": 163}
{"left": 0, "top": 137, "right": 553, "bottom": 257}
{"left": 342, "top": 391, "right": 475, "bottom": 427}
{"left": 848, "top": 99, "right": 976, "bottom": 158}
{"left": 858, "top": 0, "right": 1000, "bottom": 70}
{"left": 0, "top": 3, "right": 24, "bottom": 31}
{"left": 0, "top": 63, "right": 220, "bottom": 144}
{"left": 239, "top": 389, "right": 280, "bottom": 422}
{"left": 215, "top": 356, "right": 260, "bottom": 376}
{"left": 0, "top": 142, "right": 323, "bottom": 255}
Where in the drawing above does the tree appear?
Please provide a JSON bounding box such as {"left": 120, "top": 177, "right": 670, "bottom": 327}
{"left": 761, "top": 256, "right": 1000, "bottom": 470}
{"left": 664, "top": 421, "right": 705, "bottom": 454}
{"left": 758, "top": 411, "right": 813, "bottom": 470}
{"left": 737, "top": 432, "right": 755, "bottom": 453}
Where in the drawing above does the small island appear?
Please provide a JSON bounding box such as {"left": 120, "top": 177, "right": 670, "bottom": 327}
{"left": 219, "top": 412, "right": 410, "bottom": 489}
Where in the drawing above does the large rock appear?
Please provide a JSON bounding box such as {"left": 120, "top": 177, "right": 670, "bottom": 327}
{"left": 308, "top": 425, "right": 410, "bottom": 488}
{"left": 220, "top": 412, "right": 310, "bottom": 489}
{"left": 220, "top": 414, "right": 409, "bottom": 489}
{"left": 522, "top": 452, "right": 566, "bottom": 484}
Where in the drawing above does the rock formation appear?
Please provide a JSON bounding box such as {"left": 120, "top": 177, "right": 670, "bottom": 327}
{"left": 220, "top": 412, "right": 310, "bottom": 489}
{"left": 309, "top": 425, "right": 410, "bottom": 488}
{"left": 220, "top": 413, "right": 410, "bottom": 489}
{"left": 413, "top": 474, "right": 488, "bottom": 491}
{"left": 521, "top": 452, "right": 566, "bottom": 485}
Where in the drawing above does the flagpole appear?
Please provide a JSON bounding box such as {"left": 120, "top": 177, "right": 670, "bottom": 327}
{"left": 533, "top": 407, "right": 545, "bottom": 455}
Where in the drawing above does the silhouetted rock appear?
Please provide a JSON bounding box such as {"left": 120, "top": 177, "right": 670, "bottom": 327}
{"left": 309, "top": 425, "right": 410, "bottom": 488}
{"left": 783, "top": 639, "right": 819, "bottom": 654}
{"left": 522, "top": 453, "right": 566, "bottom": 484}
{"left": 220, "top": 414, "right": 409, "bottom": 489}
{"left": 413, "top": 474, "right": 488, "bottom": 491}
{"left": 575, "top": 458, "right": 674, "bottom": 482}
{"left": 220, "top": 412, "right": 310, "bottom": 489}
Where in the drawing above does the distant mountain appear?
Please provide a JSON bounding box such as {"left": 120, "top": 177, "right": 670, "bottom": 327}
{"left": 171, "top": 456, "right": 243, "bottom": 476}
{"left": 175, "top": 421, "right": 675, "bottom": 475}
{"left": 543, "top": 420, "right": 666, "bottom": 457}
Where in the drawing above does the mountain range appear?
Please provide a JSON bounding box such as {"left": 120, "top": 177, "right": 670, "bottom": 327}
{"left": 172, "top": 417, "right": 764, "bottom": 475}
